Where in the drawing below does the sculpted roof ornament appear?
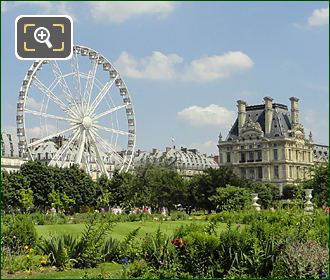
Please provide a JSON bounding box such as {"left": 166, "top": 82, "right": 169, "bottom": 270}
{"left": 241, "top": 117, "right": 263, "bottom": 133}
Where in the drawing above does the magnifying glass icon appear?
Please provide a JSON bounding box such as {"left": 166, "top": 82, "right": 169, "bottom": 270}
{"left": 34, "top": 27, "right": 53, "bottom": 49}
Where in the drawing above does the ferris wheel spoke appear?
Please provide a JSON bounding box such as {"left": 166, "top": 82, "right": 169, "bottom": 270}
{"left": 84, "top": 59, "right": 98, "bottom": 109}
{"left": 24, "top": 108, "right": 75, "bottom": 123}
{"left": 90, "top": 129, "right": 125, "bottom": 164}
{"left": 49, "top": 128, "right": 80, "bottom": 165}
{"left": 75, "top": 129, "right": 86, "bottom": 164}
{"left": 27, "top": 124, "right": 80, "bottom": 148}
{"left": 88, "top": 75, "right": 118, "bottom": 115}
{"left": 94, "top": 124, "right": 134, "bottom": 136}
{"left": 33, "top": 77, "right": 79, "bottom": 119}
{"left": 87, "top": 130, "right": 109, "bottom": 176}
{"left": 71, "top": 52, "right": 83, "bottom": 103}
{"left": 50, "top": 61, "right": 80, "bottom": 110}
{"left": 82, "top": 153, "right": 91, "bottom": 176}
{"left": 92, "top": 104, "right": 126, "bottom": 120}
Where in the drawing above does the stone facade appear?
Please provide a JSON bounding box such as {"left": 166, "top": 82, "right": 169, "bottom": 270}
{"left": 218, "top": 97, "right": 327, "bottom": 187}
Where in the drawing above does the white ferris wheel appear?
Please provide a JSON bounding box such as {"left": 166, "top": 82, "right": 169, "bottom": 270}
{"left": 16, "top": 45, "right": 136, "bottom": 177}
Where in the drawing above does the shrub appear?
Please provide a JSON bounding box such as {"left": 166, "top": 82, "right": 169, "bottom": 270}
{"left": 2, "top": 214, "right": 37, "bottom": 254}
{"left": 179, "top": 231, "right": 220, "bottom": 277}
{"left": 140, "top": 228, "right": 169, "bottom": 269}
{"left": 101, "top": 237, "right": 121, "bottom": 262}
{"left": 38, "top": 213, "right": 114, "bottom": 270}
{"left": 38, "top": 234, "right": 77, "bottom": 270}
{"left": 218, "top": 227, "right": 256, "bottom": 277}
{"left": 273, "top": 240, "right": 329, "bottom": 278}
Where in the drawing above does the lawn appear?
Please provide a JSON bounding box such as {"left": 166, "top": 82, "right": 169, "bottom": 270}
{"left": 35, "top": 219, "right": 225, "bottom": 240}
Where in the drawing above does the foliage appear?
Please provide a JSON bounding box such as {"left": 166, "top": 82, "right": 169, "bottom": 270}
{"left": 18, "top": 188, "right": 34, "bottom": 213}
{"left": 302, "top": 163, "right": 329, "bottom": 207}
{"left": 273, "top": 240, "right": 329, "bottom": 279}
{"left": 101, "top": 237, "right": 121, "bottom": 262}
{"left": 2, "top": 161, "right": 98, "bottom": 212}
{"left": 282, "top": 183, "right": 304, "bottom": 200}
{"left": 38, "top": 213, "right": 114, "bottom": 270}
{"left": 1, "top": 247, "right": 40, "bottom": 275}
{"left": 245, "top": 182, "right": 281, "bottom": 208}
{"left": 73, "top": 214, "right": 114, "bottom": 268}
{"left": 186, "top": 166, "right": 243, "bottom": 213}
{"left": 2, "top": 214, "right": 37, "bottom": 254}
{"left": 38, "top": 234, "right": 77, "bottom": 270}
{"left": 48, "top": 189, "right": 75, "bottom": 212}
{"left": 209, "top": 185, "right": 251, "bottom": 211}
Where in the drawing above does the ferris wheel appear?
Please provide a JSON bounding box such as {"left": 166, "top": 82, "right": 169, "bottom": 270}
{"left": 16, "top": 45, "right": 136, "bottom": 177}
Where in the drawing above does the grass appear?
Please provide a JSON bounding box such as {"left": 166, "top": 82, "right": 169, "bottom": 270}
{"left": 35, "top": 219, "right": 224, "bottom": 240}
{"left": 2, "top": 262, "right": 122, "bottom": 279}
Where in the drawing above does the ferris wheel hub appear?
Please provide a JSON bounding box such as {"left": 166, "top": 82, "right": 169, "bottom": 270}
{"left": 82, "top": 116, "right": 93, "bottom": 129}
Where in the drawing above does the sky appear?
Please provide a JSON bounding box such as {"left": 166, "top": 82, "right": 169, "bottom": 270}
{"left": 1, "top": 1, "right": 329, "bottom": 155}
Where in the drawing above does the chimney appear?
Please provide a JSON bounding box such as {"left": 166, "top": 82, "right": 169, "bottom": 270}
{"left": 237, "top": 100, "right": 247, "bottom": 136}
{"left": 289, "top": 96, "right": 299, "bottom": 126}
{"left": 264, "top": 96, "right": 273, "bottom": 135}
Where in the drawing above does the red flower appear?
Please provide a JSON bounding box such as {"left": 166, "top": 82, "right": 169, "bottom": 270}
{"left": 171, "top": 238, "right": 184, "bottom": 248}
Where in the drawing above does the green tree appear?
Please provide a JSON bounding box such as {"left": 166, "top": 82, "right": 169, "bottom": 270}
{"left": 244, "top": 182, "right": 280, "bottom": 208}
{"left": 133, "top": 164, "right": 187, "bottom": 214}
{"left": 1, "top": 171, "right": 30, "bottom": 212}
{"left": 18, "top": 188, "right": 34, "bottom": 213}
{"left": 302, "top": 163, "right": 328, "bottom": 207}
{"left": 209, "top": 185, "right": 250, "bottom": 211}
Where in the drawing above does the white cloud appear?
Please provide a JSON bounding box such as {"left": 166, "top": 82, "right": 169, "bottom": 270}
{"left": 115, "top": 51, "right": 254, "bottom": 83}
{"left": 308, "top": 6, "right": 329, "bottom": 27}
{"left": 89, "top": 2, "right": 175, "bottom": 23}
{"left": 177, "top": 104, "right": 235, "bottom": 127}
{"left": 26, "top": 124, "right": 57, "bottom": 139}
{"left": 25, "top": 97, "right": 42, "bottom": 110}
{"left": 115, "top": 51, "right": 183, "bottom": 80}
{"left": 182, "top": 52, "right": 254, "bottom": 82}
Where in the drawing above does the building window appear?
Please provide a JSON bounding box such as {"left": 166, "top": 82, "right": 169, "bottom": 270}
{"left": 248, "top": 168, "right": 255, "bottom": 179}
{"left": 302, "top": 151, "right": 305, "bottom": 162}
{"left": 296, "top": 166, "right": 300, "bottom": 179}
{"left": 38, "top": 153, "right": 41, "bottom": 160}
{"left": 273, "top": 149, "right": 278, "bottom": 161}
{"left": 240, "top": 152, "right": 246, "bottom": 163}
{"left": 226, "top": 152, "right": 231, "bottom": 163}
{"left": 274, "top": 166, "right": 279, "bottom": 179}
{"left": 249, "top": 145, "right": 253, "bottom": 149}
{"left": 296, "top": 150, "right": 299, "bottom": 161}
{"left": 248, "top": 151, "right": 254, "bottom": 162}
{"left": 289, "top": 166, "right": 293, "bottom": 178}
{"left": 256, "top": 150, "right": 262, "bottom": 161}
{"left": 257, "top": 166, "right": 263, "bottom": 179}
{"left": 288, "top": 149, "right": 292, "bottom": 160}
{"left": 240, "top": 145, "right": 244, "bottom": 150}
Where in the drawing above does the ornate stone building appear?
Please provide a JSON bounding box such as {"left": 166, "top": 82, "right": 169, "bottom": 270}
{"left": 218, "top": 97, "right": 327, "bottom": 188}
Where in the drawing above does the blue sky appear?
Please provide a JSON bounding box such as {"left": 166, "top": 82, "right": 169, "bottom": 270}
{"left": 1, "top": 1, "right": 329, "bottom": 154}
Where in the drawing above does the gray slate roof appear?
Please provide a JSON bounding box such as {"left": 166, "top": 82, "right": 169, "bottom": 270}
{"left": 226, "top": 103, "right": 292, "bottom": 140}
